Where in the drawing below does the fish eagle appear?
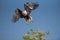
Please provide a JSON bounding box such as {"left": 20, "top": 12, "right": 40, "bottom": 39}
{"left": 12, "top": 2, "right": 39, "bottom": 23}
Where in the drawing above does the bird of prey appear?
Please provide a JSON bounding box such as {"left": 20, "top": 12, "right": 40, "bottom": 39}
{"left": 12, "top": 2, "right": 39, "bottom": 23}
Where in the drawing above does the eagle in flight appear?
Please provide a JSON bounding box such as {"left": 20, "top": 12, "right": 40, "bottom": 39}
{"left": 12, "top": 2, "right": 39, "bottom": 23}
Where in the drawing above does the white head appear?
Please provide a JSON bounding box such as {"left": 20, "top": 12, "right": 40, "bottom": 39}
{"left": 22, "top": 10, "right": 28, "bottom": 16}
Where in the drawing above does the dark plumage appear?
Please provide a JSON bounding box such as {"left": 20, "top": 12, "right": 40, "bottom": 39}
{"left": 12, "top": 2, "right": 39, "bottom": 23}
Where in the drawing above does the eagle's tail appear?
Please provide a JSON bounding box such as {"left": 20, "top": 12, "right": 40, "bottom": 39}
{"left": 25, "top": 15, "right": 32, "bottom": 23}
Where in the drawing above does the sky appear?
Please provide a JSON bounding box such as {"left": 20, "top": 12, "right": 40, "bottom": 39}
{"left": 0, "top": 0, "right": 60, "bottom": 40}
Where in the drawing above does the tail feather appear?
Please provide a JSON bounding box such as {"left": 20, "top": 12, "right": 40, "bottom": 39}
{"left": 25, "top": 15, "right": 32, "bottom": 22}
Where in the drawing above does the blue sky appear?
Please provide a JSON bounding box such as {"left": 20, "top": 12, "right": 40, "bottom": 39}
{"left": 0, "top": 0, "right": 60, "bottom": 40}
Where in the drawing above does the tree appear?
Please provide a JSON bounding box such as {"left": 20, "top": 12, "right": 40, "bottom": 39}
{"left": 23, "top": 28, "right": 50, "bottom": 40}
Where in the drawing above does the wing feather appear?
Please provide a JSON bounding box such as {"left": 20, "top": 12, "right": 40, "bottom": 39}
{"left": 12, "top": 8, "right": 22, "bottom": 23}
{"left": 24, "top": 2, "right": 39, "bottom": 11}
{"left": 24, "top": 3, "right": 32, "bottom": 14}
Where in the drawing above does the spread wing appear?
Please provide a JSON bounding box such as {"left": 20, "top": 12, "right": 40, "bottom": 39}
{"left": 24, "top": 3, "right": 32, "bottom": 14}
{"left": 24, "top": 2, "right": 39, "bottom": 14}
{"left": 12, "top": 8, "right": 22, "bottom": 23}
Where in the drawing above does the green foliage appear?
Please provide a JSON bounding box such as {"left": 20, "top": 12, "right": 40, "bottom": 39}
{"left": 23, "top": 28, "right": 50, "bottom": 40}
